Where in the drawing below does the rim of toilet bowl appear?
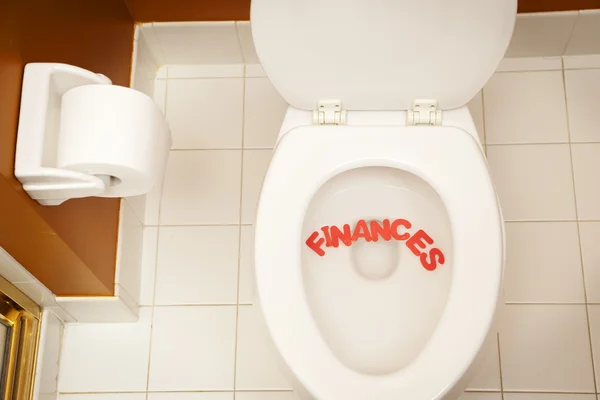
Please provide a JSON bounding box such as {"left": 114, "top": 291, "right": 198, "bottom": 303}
{"left": 254, "top": 125, "right": 504, "bottom": 399}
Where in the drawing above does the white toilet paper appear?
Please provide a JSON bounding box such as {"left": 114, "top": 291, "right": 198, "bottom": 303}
{"left": 57, "top": 84, "right": 171, "bottom": 197}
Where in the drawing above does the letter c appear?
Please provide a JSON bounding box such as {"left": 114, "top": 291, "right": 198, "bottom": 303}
{"left": 391, "top": 219, "right": 412, "bottom": 240}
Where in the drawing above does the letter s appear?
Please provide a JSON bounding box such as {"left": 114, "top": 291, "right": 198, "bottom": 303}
{"left": 420, "top": 248, "right": 445, "bottom": 271}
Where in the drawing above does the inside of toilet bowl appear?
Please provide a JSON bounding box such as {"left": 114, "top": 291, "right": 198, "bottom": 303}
{"left": 301, "top": 166, "right": 453, "bottom": 375}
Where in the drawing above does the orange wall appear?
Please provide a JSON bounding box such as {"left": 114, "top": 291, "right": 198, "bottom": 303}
{"left": 0, "top": 0, "right": 134, "bottom": 296}
{"left": 123, "top": 0, "right": 600, "bottom": 22}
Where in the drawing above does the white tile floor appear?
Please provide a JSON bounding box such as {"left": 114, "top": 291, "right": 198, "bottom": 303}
{"left": 57, "top": 56, "right": 600, "bottom": 399}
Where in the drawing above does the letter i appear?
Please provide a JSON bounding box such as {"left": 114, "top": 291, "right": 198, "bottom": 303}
{"left": 321, "top": 226, "right": 333, "bottom": 247}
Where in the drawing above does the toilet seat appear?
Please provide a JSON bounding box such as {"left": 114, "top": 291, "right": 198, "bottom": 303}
{"left": 255, "top": 125, "right": 503, "bottom": 399}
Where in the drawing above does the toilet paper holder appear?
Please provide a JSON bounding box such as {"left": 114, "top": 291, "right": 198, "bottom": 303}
{"left": 14, "top": 63, "right": 170, "bottom": 206}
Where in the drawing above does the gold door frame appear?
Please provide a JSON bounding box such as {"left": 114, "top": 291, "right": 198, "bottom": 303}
{"left": 0, "top": 274, "right": 41, "bottom": 399}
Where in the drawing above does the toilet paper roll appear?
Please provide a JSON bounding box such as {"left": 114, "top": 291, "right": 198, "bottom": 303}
{"left": 57, "top": 84, "right": 171, "bottom": 198}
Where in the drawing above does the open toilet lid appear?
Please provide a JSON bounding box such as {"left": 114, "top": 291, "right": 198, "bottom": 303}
{"left": 251, "top": 0, "right": 517, "bottom": 111}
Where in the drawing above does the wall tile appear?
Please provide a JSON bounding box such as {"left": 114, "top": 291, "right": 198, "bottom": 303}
{"left": 563, "top": 55, "right": 600, "bottom": 69}
{"left": 496, "top": 57, "right": 563, "bottom": 72}
{"left": 572, "top": 144, "right": 600, "bottom": 220}
{"left": 236, "top": 22, "right": 260, "bottom": 64}
{"left": 241, "top": 150, "right": 272, "bottom": 224}
{"left": 466, "top": 335, "right": 501, "bottom": 391}
{"left": 499, "top": 305, "right": 594, "bottom": 392}
{"left": 244, "top": 78, "right": 288, "bottom": 148}
{"left": 148, "top": 306, "right": 236, "bottom": 391}
{"left": 139, "top": 227, "right": 159, "bottom": 306}
{"left": 235, "top": 393, "right": 299, "bottom": 400}
{"left": 60, "top": 395, "right": 146, "bottom": 400}
{"left": 152, "top": 22, "right": 243, "bottom": 64}
{"left": 506, "top": 12, "right": 578, "bottom": 58}
{"left": 467, "top": 91, "right": 485, "bottom": 145}
{"left": 238, "top": 225, "right": 255, "bottom": 304}
{"left": 458, "top": 394, "right": 502, "bottom": 400}
{"left": 580, "top": 222, "right": 600, "bottom": 303}
{"left": 167, "top": 64, "right": 244, "bottom": 79}
{"left": 486, "top": 145, "right": 576, "bottom": 221}
{"left": 565, "top": 10, "right": 600, "bottom": 55}
{"left": 483, "top": 71, "right": 568, "bottom": 144}
{"left": 58, "top": 308, "right": 152, "bottom": 393}
{"left": 35, "top": 310, "right": 62, "bottom": 395}
{"left": 565, "top": 69, "right": 600, "bottom": 143}
{"left": 236, "top": 305, "right": 292, "bottom": 390}
{"left": 115, "top": 200, "right": 143, "bottom": 305}
{"left": 586, "top": 305, "right": 600, "bottom": 387}
{"left": 503, "top": 222, "right": 584, "bottom": 303}
{"left": 148, "top": 393, "right": 233, "bottom": 400}
{"left": 504, "top": 394, "right": 596, "bottom": 399}
{"left": 166, "top": 78, "right": 243, "bottom": 149}
{"left": 160, "top": 150, "right": 242, "bottom": 225}
{"left": 155, "top": 226, "right": 239, "bottom": 305}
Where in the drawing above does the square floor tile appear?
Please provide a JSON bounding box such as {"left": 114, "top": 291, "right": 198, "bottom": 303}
{"left": 60, "top": 395, "right": 146, "bottom": 400}
{"left": 160, "top": 150, "right": 242, "bottom": 225}
{"left": 458, "top": 394, "right": 501, "bottom": 400}
{"left": 148, "top": 393, "right": 233, "bottom": 400}
{"left": 155, "top": 226, "right": 239, "bottom": 305}
{"left": 572, "top": 144, "right": 600, "bottom": 220}
{"left": 499, "top": 305, "right": 594, "bottom": 392}
{"left": 466, "top": 335, "right": 501, "bottom": 391}
{"left": 244, "top": 78, "right": 288, "bottom": 148}
{"left": 486, "top": 145, "right": 576, "bottom": 221}
{"left": 148, "top": 306, "right": 236, "bottom": 391}
{"left": 166, "top": 78, "right": 243, "bottom": 149}
{"left": 585, "top": 305, "right": 600, "bottom": 386}
{"left": 503, "top": 222, "right": 584, "bottom": 303}
{"left": 483, "top": 71, "right": 568, "bottom": 144}
{"left": 235, "top": 393, "right": 299, "bottom": 400}
{"left": 236, "top": 305, "right": 291, "bottom": 390}
{"left": 580, "top": 222, "right": 600, "bottom": 302}
{"left": 58, "top": 308, "right": 152, "bottom": 393}
{"left": 565, "top": 69, "right": 600, "bottom": 142}
{"left": 504, "top": 394, "right": 596, "bottom": 400}
{"left": 467, "top": 91, "right": 485, "bottom": 145}
{"left": 238, "top": 225, "right": 255, "bottom": 304}
{"left": 241, "top": 150, "right": 272, "bottom": 224}
{"left": 139, "top": 227, "right": 158, "bottom": 306}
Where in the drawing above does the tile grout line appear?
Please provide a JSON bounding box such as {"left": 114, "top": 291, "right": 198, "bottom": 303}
{"left": 496, "top": 332, "right": 505, "bottom": 399}
{"left": 144, "top": 70, "right": 170, "bottom": 399}
{"left": 561, "top": 12, "right": 580, "bottom": 56}
{"left": 561, "top": 56, "right": 599, "bottom": 395}
{"left": 232, "top": 61, "right": 249, "bottom": 400}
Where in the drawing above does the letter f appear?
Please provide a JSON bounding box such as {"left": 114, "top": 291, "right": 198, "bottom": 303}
{"left": 306, "top": 231, "right": 325, "bottom": 256}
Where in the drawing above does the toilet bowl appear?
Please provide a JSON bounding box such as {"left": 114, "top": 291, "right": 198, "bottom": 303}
{"left": 251, "top": 1, "right": 515, "bottom": 399}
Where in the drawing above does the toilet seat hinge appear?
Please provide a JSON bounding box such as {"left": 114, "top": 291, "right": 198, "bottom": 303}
{"left": 407, "top": 99, "right": 442, "bottom": 126}
{"left": 313, "top": 99, "right": 347, "bottom": 125}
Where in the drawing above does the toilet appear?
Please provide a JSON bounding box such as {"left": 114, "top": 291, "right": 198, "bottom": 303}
{"left": 252, "top": 0, "right": 514, "bottom": 399}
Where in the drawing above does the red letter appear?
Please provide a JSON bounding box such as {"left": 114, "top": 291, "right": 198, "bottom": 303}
{"left": 352, "top": 219, "right": 373, "bottom": 243}
{"left": 306, "top": 231, "right": 325, "bottom": 256}
{"left": 405, "top": 229, "right": 433, "bottom": 256}
{"left": 330, "top": 224, "right": 353, "bottom": 247}
{"left": 391, "top": 219, "right": 412, "bottom": 240}
{"left": 420, "top": 248, "right": 445, "bottom": 271}
{"left": 321, "top": 226, "right": 333, "bottom": 247}
{"left": 370, "top": 219, "right": 392, "bottom": 242}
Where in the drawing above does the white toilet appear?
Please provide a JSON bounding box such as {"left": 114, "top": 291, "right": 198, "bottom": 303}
{"left": 252, "top": 0, "right": 514, "bottom": 399}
